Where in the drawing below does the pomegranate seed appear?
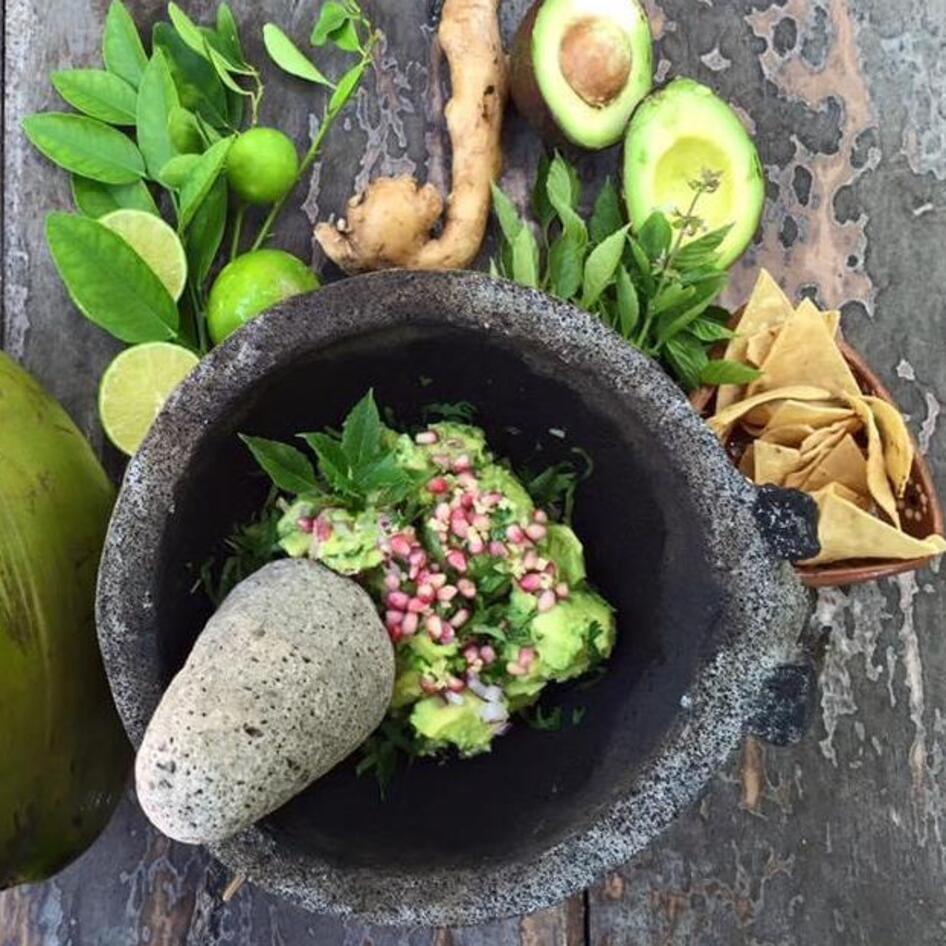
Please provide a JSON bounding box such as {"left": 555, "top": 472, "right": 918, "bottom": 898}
{"left": 409, "top": 548, "right": 427, "bottom": 568}
{"left": 460, "top": 492, "right": 475, "bottom": 510}
{"left": 526, "top": 523, "right": 547, "bottom": 542}
{"left": 427, "top": 477, "right": 449, "bottom": 494}
{"left": 384, "top": 573, "right": 401, "bottom": 591}
{"left": 457, "top": 578, "right": 477, "bottom": 598}
{"left": 415, "top": 430, "right": 439, "bottom": 445}
{"left": 408, "top": 564, "right": 421, "bottom": 581}
{"left": 452, "top": 454, "right": 472, "bottom": 473}
{"left": 533, "top": 510, "right": 549, "bottom": 524}
{"left": 506, "top": 524, "right": 525, "bottom": 544}
{"left": 518, "top": 646, "right": 536, "bottom": 667}
{"left": 523, "top": 550, "right": 539, "bottom": 570}
{"left": 537, "top": 590, "right": 557, "bottom": 613}
{"left": 429, "top": 572, "right": 448, "bottom": 589}
{"left": 463, "top": 645, "right": 479, "bottom": 663}
{"left": 426, "top": 614, "right": 443, "bottom": 639}
{"left": 457, "top": 472, "right": 477, "bottom": 489}
{"left": 432, "top": 454, "right": 451, "bottom": 470}
{"left": 447, "top": 675, "right": 466, "bottom": 693}
{"left": 390, "top": 535, "right": 412, "bottom": 559}
{"left": 468, "top": 535, "right": 485, "bottom": 556}
{"left": 447, "top": 550, "right": 468, "bottom": 572}
{"left": 385, "top": 609, "right": 405, "bottom": 626}
{"left": 506, "top": 661, "right": 526, "bottom": 677}
{"left": 420, "top": 677, "right": 440, "bottom": 695}
{"left": 417, "top": 583, "right": 435, "bottom": 602}
{"left": 542, "top": 560, "right": 555, "bottom": 575}
{"left": 472, "top": 514, "right": 490, "bottom": 531}
{"left": 482, "top": 492, "right": 502, "bottom": 507}
{"left": 450, "top": 608, "right": 470, "bottom": 629}
{"left": 296, "top": 516, "right": 314, "bottom": 533}
{"left": 480, "top": 644, "right": 496, "bottom": 664}
{"left": 387, "top": 590, "right": 410, "bottom": 610}
{"left": 437, "top": 585, "right": 459, "bottom": 603}
{"left": 556, "top": 582, "right": 570, "bottom": 599}
{"left": 435, "top": 502, "right": 451, "bottom": 522}
{"left": 488, "top": 540, "right": 508, "bottom": 558}
{"left": 451, "top": 515, "right": 469, "bottom": 539}
{"left": 440, "top": 625, "right": 456, "bottom": 644}
{"left": 388, "top": 626, "right": 403, "bottom": 643}
{"left": 315, "top": 519, "right": 333, "bottom": 541}
{"left": 519, "top": 573, "right": 542, "bottom": 593}
{"left": 402, "top": 612, "right": 419, "bottom": 635}
{"left": 407, "top": 597, "right": 427, "bottom": 614}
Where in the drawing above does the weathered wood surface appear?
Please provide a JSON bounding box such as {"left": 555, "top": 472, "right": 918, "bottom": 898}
{"left": 3, "top": 0, "right": 946, "bottom": 943}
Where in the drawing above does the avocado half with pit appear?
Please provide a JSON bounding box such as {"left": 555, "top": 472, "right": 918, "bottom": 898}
{"left": 510, "top": 0, "right": 653, "bottom": 150}
{"left": 624, "top": 78, "right": 765, "bottom": 268}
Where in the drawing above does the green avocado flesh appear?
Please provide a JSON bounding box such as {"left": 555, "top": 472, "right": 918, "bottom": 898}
{"left": 531, "top": 0, "right": 653, "bottom": 149}
{"left": 623, "top": 77, "right": 765, "bottom": 267}
{"left": 268, "top": 418, "right": 616, "bottom": 762}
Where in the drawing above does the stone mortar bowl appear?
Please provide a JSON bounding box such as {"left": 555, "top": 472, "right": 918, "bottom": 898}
{"left": 97, "top": 270, "right": 815, "bottom": 927}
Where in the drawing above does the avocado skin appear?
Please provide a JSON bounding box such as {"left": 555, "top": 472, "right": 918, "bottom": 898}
{"left": 0, "top": 352, "right": 130, "bottom": 890}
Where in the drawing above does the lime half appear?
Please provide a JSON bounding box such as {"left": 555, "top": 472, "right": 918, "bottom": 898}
{"left": 99, "top": 342, "right": 199, "bottom": 455}
{"left": 100, "top": 209, "right": 188, "bottom": 302}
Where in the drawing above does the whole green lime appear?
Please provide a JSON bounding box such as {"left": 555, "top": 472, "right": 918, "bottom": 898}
{"left": 227, "top": 128, "right": 299, "bottom": 205}
{"left": 207, "top": 249, "right": 319, "bottom": 345}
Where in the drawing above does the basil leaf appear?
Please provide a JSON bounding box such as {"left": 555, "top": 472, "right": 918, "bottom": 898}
{"left": 153, "top": 24, "right": 230, "bottom": 131}
{"left": 185, "top": 176, "right": 228, "bottom": 287}
{"left": 215, "top": 3, "right": 247, "bottom": 67}
{"left": 178, "top": 136, "right": 233, "bottom": 231}
{"left": 699, "top": 359, "right": 762, "bottom": 386}
{"left": 312, "top": 3, "right": 350, "bottom": 46}
{"left": 589, "top": 178, "right": 624, "bottom": 243}
{"left": 158, "top": 153, "right": 201, "bottom": 190}
{"left": 331, "top": 20, "right": 361, "bottom": 53}
{"left": 511, "top": 224, "right": 540, "bottom": 289}
{"left": 329, "top": 62, "right": 365, "bottom": 115}
{"left": 656, "top": 273, "right": 728, "bottom": 345}
{"left": 22, "top": 113, "right": 145, "bottom": 184}
{"left": 581, "top": 224, "right": 629, "bottom": 308}
{"left": 532, "top": 153, "right": 555, "bottom": 234}
{"left": 341, "top": 390, "right": 382, "bottom": 466}
{"left": 103, "top": 0, "right": 148, "bottom": 89}
{"left": 264, "top": 24, "right": 334, "bottom": 85}
{"left": 674, "top": 224, "right": 733, "bottom": 270}
{"left": 71, "top": 175, "right": 158, "bottom": 218}
{"left": 46, "top": 213, "right": 178, "bottom": 343}
{"left": 687, "top": 317, "right": 734, "bottom": 343}
{"left": 662, "top": 334, "right": 708, "bottom": 392}
{"left": 651, "top": 283, "right": 694, "bottom": 317}
{"left": 491, "top": 182, "right": 522, "bottom": 243}
{"left": 51, "top": 70, "right": 138, "bottom": 125}
{"left": 137, "top": 50, "right": 181, "bottom": 178}
{"left": 240, "top": 435, "right": 318, "bottom": 494}
{"left": 548, "top": 231, "right": 584, "bottom": 300}
{"left": 546, "top": 155, "right": 587, "bottom": 246}
{"left": 302, "top": 432, "right": 355, "bottom": 496}
{"left": 614, "top": 265, "right": 639, "bottom": 338}
{"left": 638, "top": 212, "right": 672, "bottom": 261}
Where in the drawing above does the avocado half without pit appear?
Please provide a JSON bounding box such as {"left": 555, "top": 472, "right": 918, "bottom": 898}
{"left": 510, "top": 0, "right": 653, "bottom": 150}
{"left": 623, "top": 77, "right": 766, "bottom": 268}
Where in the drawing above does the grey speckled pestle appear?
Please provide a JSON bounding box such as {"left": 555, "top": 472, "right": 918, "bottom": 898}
{"left": 135, "top": 560, "right": 394, "bottom": 845}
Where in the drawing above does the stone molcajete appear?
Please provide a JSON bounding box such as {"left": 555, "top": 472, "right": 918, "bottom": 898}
{"left": 97, "top": 271, "right": 814, "bottom": 926}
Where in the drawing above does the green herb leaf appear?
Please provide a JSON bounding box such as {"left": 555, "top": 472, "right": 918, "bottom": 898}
{"left": 158, "top": 153, "right": 200, "bottom": 189}
{"left": 662, "top": 334, "right": 709, "bottom": 392}
{"left": 490, "top": 182, "right": 522, "bottom": 243}
{"left": 137, "top": 49, "right": 181, "bottom": 178}
{"left": 511, "top": 224, "right": 540, "bottom": 289}
{"left": 103, "top": 1, "right": 148, "bottom": 89}
{"left": 312, "top": 2, "right": 350, "bottom": 46}
{"left": 22, "top": 113, "right": 145, "bottom": 184}
{"left": 614, "top": 265, "right": 640, "bottom": 338}
{"left": 328, "top": 62, "right": 366, "bottom": 115}
{"left": 177, "top": 135, "right": 233, "bottom": 230}
{"left": 341, "top": 390, "right": 382, "bottom": 467}
{"left": 422, "top": 401, "right": 477, "bottom": 423}
{"left": 46, "top": 212, "right": 178, "bottom": 343}
{"left": 546, "top": 154, "right": 586, "bottom": 245}
{"left": 71, "top": 175, "right": 158, "bottom": 218}
{"left": 205, "top": 45, "right": 253, "bottom": 95}
{"left": 302, "top": 432, "right": 354, "bottom": 496}
{"left": 699, "top": 359, "right": 762, "bottom": 386}
{"left": 547, "top": 231, "right": 584, "bottom": 300}
{"left": 185, "top": 175, "right": 228, "bottom": 287}
{"left": 655, "top": 273, "right": 728, "bottom": 345}
{"left": 638, "top": 212, "right": 672, "bottom": 261}
{"left": 51, "top": 69, "right": 138, "bottom": 125}
{"left": 687, "top": 317, "right": 734, "bottom": 343}
{"left": 673, "top": 224, "right": 733, "bottom": 270}
{"left": 524, "top": 704, "right": 564, "bottom": 732}
{"left": 330, "top": 20, "right": 361, "bottom": 53}
{"left": 532, "top": 153, "right": 555, "bottom": 233}
{"left": 263, "top": 24, "right": 334, "bottom": 86}
{"left": 581, "top": 224, "right": 629, "bottom": 308}
{"left": 589, "top": 178, "right": 624, "bottom": 243}
{"left": 240, "top": 434, "right": 319, "bottom": 494}
{"left": 167, "top": 3, "right": 210, "bottom": 59}
{"left": 215, "top": 3, "right": 247, "bottom": 67}
{"left": 167, "top": 106, "right": 205, "bottom": 155}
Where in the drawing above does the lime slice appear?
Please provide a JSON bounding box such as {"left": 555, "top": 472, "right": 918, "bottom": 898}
{"left": 99, "top": 342, "right": 199, "bottom": 455}
{"left": 100, "top": 209, "right": 188, "bottom": 302}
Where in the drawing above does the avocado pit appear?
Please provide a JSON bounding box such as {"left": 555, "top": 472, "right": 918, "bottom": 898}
{"left": 559, "top": 18, "right": 631, "bottom": 108}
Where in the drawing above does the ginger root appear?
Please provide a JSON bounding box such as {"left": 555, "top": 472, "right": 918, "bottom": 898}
{"left": 315, "top": 0, "right": 507, "bottom": 273}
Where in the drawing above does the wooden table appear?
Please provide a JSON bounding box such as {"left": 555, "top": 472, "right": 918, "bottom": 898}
{"left": 3, "top": 1, "right": 945, "bottom": 943}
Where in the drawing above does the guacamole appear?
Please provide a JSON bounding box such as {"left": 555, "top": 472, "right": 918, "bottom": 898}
{"left": 272, "top": 416, "right": 617, "bottom": 759}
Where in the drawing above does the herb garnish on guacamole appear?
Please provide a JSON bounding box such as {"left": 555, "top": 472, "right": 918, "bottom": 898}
{"left": 208, "top": 393, "right": 616, "bottom": 786}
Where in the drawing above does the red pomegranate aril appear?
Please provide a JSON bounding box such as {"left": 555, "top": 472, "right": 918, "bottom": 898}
{"left": 384, "top": 572, "right": 401, "bottom": 591}
{"left": 451, "top": 515, "right": 469, "bottom": 539}
{"left": 388, "top": 626, "right": 403, "bottom": 643}
{"left": 387, "top": 590, "right": 410, "bottom": 610}
{"left": 401, "top": 612, "right": 419, "bottom": 635}
{"left": 452, "top": 454, "right": 472, "bottom": 473}
{"left": 488, "top": 540, "right": 508, "bottom": 558}
{"left": 526, "top": 523, "right": 547, "bottom": 542}
{"left": 296, "top": 516, "right": 314, "bottom": 533}
{"left": 426, "top": 614, "right": 444, "bottom": 639}
{"left": 450, "top": 608, "right": 470, "bottom": 629}
{"left": 472, "top": 514, "right": 490, "bottom": 531}
{"left": 315, "top": 518, "right": 333, "bottom": 541}
{"left": 457, "top": 578, "right": 477, "bottom": 598}
{"left": 435, "top": 502, "right": 451, "bottom": 521}
{"left": 463, "top": 645, "right": 479, "bottom": 663}
{"left": 480, "top": 644, "right": 496, "bottom": 664}
{"left": 447, "top": 675, "right": 466, "bottom": 693}
{"left": 420, "top": 677, "right": 440, "bottom": 695}
{"left": 428, "top": 572, "right": 448, "bottom": 589}
{"left": 533, "top": 509, "right": 549, "bottom": 524}
{"left": 440, "top": 625, "right": 456, "bottom": 644}
{"left": 457, "top": 472, "right": 477, "bottom": 489}
{"left": 409, "top": 548, "right": 428, "bottom": 567}
{"left": 447, "top": 550, "right": 468, "bottom": 572}
{"left": 556, "top": 582, "right": 570, "bottom": 599}
{"left": 506, "top": 524, "right": 525, "bottom": 544}
{"left": 468, "top": 535, "right": 485, "bottom": 555}
{"left": 415, "top": 430, "right": 439, "bottom": 445}
{"left": 537, "top": 589, "right": 557, "bottom": 613}
{"left": 427, "top": 477, "right": 449, "bottom": 494}
{"left": 519, "top": 572, "right": 542, "bottom": 593}
{"left": 385, "top": 609, "right": 405, "bottom": 627}
{"left": 523, "top": 549, "right": 539, "bottom": 570}
{"left": 407, "top": 597, "right": 427, "bottom": 614}
{"left": 390, "top": 535, "right": 412, "bottom": 559}
{"left": 437, "top": 585, "right": 458, "bottom": 603}
{"left": 416, "top": 583, "right": 435, "bottom": 602}
{"left": 518, "top": 646, "right": 536, "bottom": 667}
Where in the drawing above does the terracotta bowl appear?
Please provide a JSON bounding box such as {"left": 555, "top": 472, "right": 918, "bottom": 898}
{"left": 690, "top": 319, "right": 944, "bottom": 588}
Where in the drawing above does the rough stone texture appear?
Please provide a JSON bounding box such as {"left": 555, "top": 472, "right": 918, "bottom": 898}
{"left": 136, "top": 560, "right": 394, "bottom": 846}
{"left": 2, "top": 0, "right": 946, "bottom": 942}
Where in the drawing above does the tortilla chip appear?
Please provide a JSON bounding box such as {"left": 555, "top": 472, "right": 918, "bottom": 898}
{"left": 841, "top": 393, "right": 901, "bottom": 527}
{"left": 759, "top": 423, "right": 817, "bottom": 447}
{"left": 801, "top": 492, "right": 946, "bottom": 565}
{"left": 796, "top": 434, "right": 869, "bottom": 495}
{"left": 709, "top": 385, "right": 833, "bottom": 440}
{"left": 739, "top": 443, "right": 756, "bottom": 478}
{"left": 816, "top": 481, "right": 871, "bottom": 510}
{"left": 747, "top": 303, "right": 860, "bottom": 398}
{"left": 763, "top": 400, "right": 855, "bottom": 432}
{"left": 746, "top": 327, "right": 780, "bottom": 367}
{"left": 797, "top": 418, "right": 862, "bottom": 459}
{"left": 753, "top": 441, "right": 802, "bottom": 486}
{"left": 796, "top": 298, "right": 840, "bottom": 338}
{"left": 717, "top": 270, "right": 793, "bottom": 410}
{"left": 863, "top": 395, "right": 914, "bottom": 497}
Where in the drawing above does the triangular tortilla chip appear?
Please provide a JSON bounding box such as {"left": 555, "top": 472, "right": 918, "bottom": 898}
{"left": 709, "top": 386, "right": 832, "bottom": 440}
{"left": 759, "top": 423, "right": 817, "bottom": 447}
{"left": 717, "top": 270, "right": 794, "bottom": 410}
{"left": 747, "top": 303, "right": 860, "bottom": 398}
{"left": 796, "top": 298, "right": 840, "bottom": 338}
{"left": 764, "top": 400, "right": 855, "bottom": 432}
{"left": 801, "top": 492, "right": 946, "bottom": 565}
{"left": 753, "top": 441, "right": 802, "bottom": 486}
{"left": 797, "top": 418, "right": 862, "bottom": 459}
{"left": 816, "top": 481, "right": 871, "bottom": 510}
{"left": 795, "top": 434, "right": 869, "bottom": 494}
{"left": 841, "top": 393, "right": 900, "bottom": 527}
{"left": 746, "top": 327, "right": 780, "bottom": 367}
{"left": 863, "top": 395, "right": 914, "bottom": 497}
